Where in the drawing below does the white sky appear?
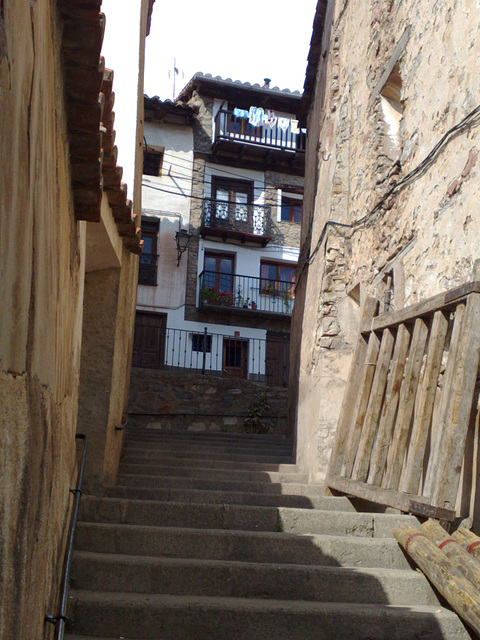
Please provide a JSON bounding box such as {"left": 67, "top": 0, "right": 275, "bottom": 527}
{"left": 144, "top": 0, "right": 318, "bottom": 100}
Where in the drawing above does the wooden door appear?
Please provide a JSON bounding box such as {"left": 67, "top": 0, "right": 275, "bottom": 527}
{"left": 132, "top": 312, "right": 166, "bottom": 368}
{"left": 222, "top": 338, "right": 248, "bottom": 379}
{"left": 265, "top": 332, "right": 290, "bottom": 387}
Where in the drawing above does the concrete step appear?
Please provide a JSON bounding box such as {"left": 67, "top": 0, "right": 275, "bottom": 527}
{"left": 127, "top": 429, "right": 292, "bottom": 445}
{"left": 116, "top": 474, "right": 323, "bottom": 495}
{"left": 68, "top": 591, "right": 469, "bottom": 640}
{"left": 74, "top": 522, "right": 415, "bottom": 569}
{"left": 124, "top": 441, "right": 294, "bottom": 458}
{"left": 72, "top": 551, "right": 438, "bottom": 606}
{"left": 79, "top": 496, "right": 417, "bottom": 537}
{"left": 120, "top": 453, "right": 297, "bottom": 472}
{"left": 122, "top": 445, "right": 293, "bottom": 464}
{"left": 104, "top": 485, "right": 355, "bottom": 510}
{"left": 117, "top": 463, "right": 306, "bottom": 483}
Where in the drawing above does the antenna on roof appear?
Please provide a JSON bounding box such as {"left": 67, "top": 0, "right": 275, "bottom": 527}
{"left": 167, "top": 57, "right": 183, "bottom": 100}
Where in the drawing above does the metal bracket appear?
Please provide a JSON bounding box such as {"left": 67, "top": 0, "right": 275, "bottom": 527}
{"left": 45, "top": 614, "right": 69, "bottom": 625}
{"left": 409, "top": 500, "right": 455, "bottom": 523}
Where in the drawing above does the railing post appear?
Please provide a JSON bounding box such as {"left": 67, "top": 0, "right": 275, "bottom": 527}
{"left": 202, "top": 326, "right": 208, "bottom": 375}
{"left": 283, "top": 334, "right": 288, "bottom": 388}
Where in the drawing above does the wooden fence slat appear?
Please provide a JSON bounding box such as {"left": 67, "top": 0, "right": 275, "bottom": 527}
{"left": 423, "top": 303, "right": 466, "bottom": 498}
{"left": 367, "top": 323, "right": 411, "bottom": 486}
{"left": 352, "top": 328, "right": 395, "bottom": 482}
{"left": 328, "top": 473, "right": 429, "bottom": 513}
{"left": 326, "top": 297, "right": 378, "bottom": 478}
{"left": 432, "top": 293, "right": 480, "bottom": 509}
{"left": 341, "top": 330, "right": 381, "bottom": 477}
{"left": 383, "top": 317, "right": 429, "bottom": 490}
{"left": 399, "top": 310, "right": 449, "bottom": 495}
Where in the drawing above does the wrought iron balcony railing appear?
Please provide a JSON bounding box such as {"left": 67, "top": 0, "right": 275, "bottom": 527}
{"left": 134, "top": 325, "right": 289, "bottom": 386}
{"left": 198, "top": 270, "right": 294, "bottom": 316}
{"left": 138, "top": 253, "right": 158, "bottom": 286}
{"left": 214, "top": 109, "right": 306, "bottom": 153}
{"left": 202, "top": 197, "right": 271, "bottom": 240}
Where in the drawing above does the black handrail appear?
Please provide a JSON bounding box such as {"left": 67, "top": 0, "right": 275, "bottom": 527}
{"left": 45, "top": 433, "right": 88, "bottom": 639}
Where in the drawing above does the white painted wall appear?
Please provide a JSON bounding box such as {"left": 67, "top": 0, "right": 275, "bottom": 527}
{"left": 138, "top": 119, "right": 194, "bottom": 311}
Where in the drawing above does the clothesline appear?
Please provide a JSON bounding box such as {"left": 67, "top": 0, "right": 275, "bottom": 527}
{"left": 232, "top": 106, "right": 301, "bottom": 134}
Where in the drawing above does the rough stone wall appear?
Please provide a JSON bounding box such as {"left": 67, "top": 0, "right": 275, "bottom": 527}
{"left": 292, "top": 0, "right": 480, "bottom": 483}
{"left": 129, "top": 368, "right": 288, "bottom": 435}
{"left": 0, "top": 2, "right": 84, "bottom": 638}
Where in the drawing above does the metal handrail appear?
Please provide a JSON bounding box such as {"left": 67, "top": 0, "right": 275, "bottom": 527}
{"left": 45, "top": 433, "right": 88, "bottom": 639}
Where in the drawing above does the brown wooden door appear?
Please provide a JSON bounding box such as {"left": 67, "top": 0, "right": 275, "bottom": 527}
{"left": 222, "top": 338, "right": 248, "bottom": 379}
{"left": 265, "top": 332, "right": 290, "bottom": 387}
{"left": 132, "top": 312, "right": 166, "bottom": 368}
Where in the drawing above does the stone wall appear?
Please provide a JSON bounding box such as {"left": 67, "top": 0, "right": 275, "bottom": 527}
{"left": 0, "top": 3, "right": 83, "bottom": 638}
{"left": 129, "top": 367, "right": 289, "bottom": 435}
{"left": 292, "top": 0, "right": 480, "bottom": 485}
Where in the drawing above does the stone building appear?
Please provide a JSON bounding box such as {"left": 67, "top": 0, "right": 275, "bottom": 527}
{"left": 134, "top": 75, "right": 305, "bottom": 388}
{"left": 291, "top": 0, "right": 480, "bottom": 505}
{"left": 0, "top": 0, "right": 153, "bottom": 638}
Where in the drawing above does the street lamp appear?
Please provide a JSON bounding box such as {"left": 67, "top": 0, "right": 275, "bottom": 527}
{"left": 175, "top": 228, "right": 192, "bottom": 266}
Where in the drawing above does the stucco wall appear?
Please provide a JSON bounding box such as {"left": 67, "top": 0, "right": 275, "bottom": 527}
{"left": 293, "top": 0, "right": 480, "bottom": 483}
{"left": 0, "top": 2, "right": 84, "bottom": 638}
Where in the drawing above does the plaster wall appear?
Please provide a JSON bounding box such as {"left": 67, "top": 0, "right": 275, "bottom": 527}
{"left": 0, "top": 2, "right": 85, "bottom": 638}
{"left": 293, "top": 0, "right": 480, "bottom": 483}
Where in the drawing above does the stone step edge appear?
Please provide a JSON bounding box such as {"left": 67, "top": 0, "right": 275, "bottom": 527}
{"left": 70, "top": 589, "right": 456, "bottom": 617}
{"left": 72, "top": 549, "right": 419, "bottom": 578}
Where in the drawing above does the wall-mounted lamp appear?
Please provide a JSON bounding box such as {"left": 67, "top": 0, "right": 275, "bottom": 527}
{"left": 175, "top": 228, "right": 192, "bottom": 266}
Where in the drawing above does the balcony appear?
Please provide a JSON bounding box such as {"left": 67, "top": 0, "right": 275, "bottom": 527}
{"left": 213, "top": 109, "right": 306, "bottom": 167}
{"left": 200, "top": 197, "right": 272, "bottom": 246}
{"left": 198, "top": 270, "right": 294, "bottom": 317}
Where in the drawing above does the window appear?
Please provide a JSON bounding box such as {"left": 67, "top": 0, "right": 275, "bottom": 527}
{"left": 260, "top": 260, "right": 296, "bottom": 295}
{"left": 143, "top": 147, "right": 164, "bottom": 176}
{"left": 212, "top": 177, "right": 253, "bottom": 222}
{"left": 277, "top": 187, "right": 303, "bottom": 224}
{"left": 203, "top": 251, "right": 235, "bottom": 294}
{"left": 281, "top": 194, "right": 302, "bottom": 223}
{"left": 191, "top": 333, "right": 212, "bottom": 353}
{"left": 138, "top": 218, "right": 159, "bottom": 286}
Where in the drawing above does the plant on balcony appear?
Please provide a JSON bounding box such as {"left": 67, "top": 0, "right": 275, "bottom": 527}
{"left": 218, "top": 291, "right": 234, "bottom": 306}
{"left": 261, "top": 281, "right": 279, "bottom": 298}
{"left": 235, "top": 287, "right": 250, "bottom": 308}
{"left": 281, "top": 286, "right": 293, "bottom": 312}
{"left": 200, "top": 286, "right": 220, "bottom": 304}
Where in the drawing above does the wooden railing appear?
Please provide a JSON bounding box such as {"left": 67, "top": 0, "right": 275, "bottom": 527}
{"left": 326, "top": 280, "right": 480, "bottom": 522}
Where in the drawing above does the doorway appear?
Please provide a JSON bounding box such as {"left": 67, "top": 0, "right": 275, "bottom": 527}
{"left": 222, "top": 338, "right": 248, "bottom": 379}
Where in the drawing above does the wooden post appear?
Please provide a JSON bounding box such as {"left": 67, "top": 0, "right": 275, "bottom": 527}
{"left": 400, "top": 310, "right": 449, "bottom": 494}
{"left": 420, "top": 520, "right": 480, "bottom": 589}
{"left": 394, "top": 522, "right": 480, "bottom": 635}
{"left": 326, "top": 296, "right": 378, "bottom": 479}
{"left": 384, "top": 317, "right": 429, "bottom": 490}
{"left": 367, "top": 323, "right": 411, "bottom": 486}
{"left": 452, "top": 528, "right": 480, "bottom": 562}
{"left": 431, "top": 293, "right": 480, "bottom": 509}
{"left": 352, "top": 327, "right": 395, "bottom": 482}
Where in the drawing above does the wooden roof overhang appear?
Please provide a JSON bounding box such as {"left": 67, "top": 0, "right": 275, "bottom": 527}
{"left": 57, "top": 0, "right": 142, "bottom": 254}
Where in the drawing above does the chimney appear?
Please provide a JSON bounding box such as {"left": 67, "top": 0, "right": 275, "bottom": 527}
{"left": 263, "top": 78, "right": 271, "bottom": 88}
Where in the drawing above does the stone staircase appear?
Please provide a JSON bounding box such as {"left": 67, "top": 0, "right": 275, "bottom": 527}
{"left": 65, "top": 429, "right": 469, "bottom": 639}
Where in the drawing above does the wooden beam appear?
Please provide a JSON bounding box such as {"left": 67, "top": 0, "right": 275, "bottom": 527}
{"left": 328, "top": 474, "right": 429, "bottom": 512}
{"left": 341, "top": 328, "right": 381, "bottom": 478}
{"left": 352, "top": 327, "right": 395, "bottom": 482}
{"left": 394, "top": 522, "right": 480, "bottom": 636}
{"left": 383, "top": 316, "right": 429, "bottom": 490}
{"left": 400, "top": 310, "right": 449, "bottom": 494}
{"left": 367, "top": 323, "right": 411, "bottom": 486}
{"left": 326, "top": 297, "right": 378, "bottom": 478}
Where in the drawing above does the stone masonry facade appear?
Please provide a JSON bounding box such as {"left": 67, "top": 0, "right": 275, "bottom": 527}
{"left": 291, "top": 0, "right": 480, "bottom": 483}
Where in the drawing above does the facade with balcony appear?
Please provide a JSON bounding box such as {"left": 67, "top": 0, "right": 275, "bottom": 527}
{"left": 134, "top": 75, "right": 305, "bottom": 384}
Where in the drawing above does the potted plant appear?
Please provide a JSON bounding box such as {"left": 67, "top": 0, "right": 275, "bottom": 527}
{"left": 200, "top": 286, "right": 220, "bottom": 304}
{"left": 281, "top": 286, "right": 293, "bottom": 312}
